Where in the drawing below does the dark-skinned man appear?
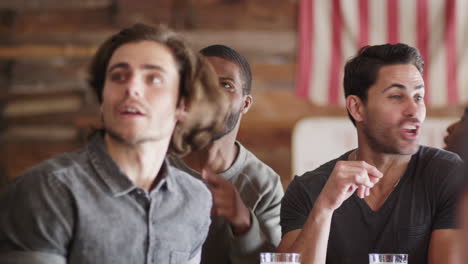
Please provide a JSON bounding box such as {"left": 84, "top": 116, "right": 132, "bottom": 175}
{"left": 170, "top": 44, "right": 283, "bottom": 264}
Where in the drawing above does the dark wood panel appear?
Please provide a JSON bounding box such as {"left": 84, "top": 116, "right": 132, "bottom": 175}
{"left": 13, "top": 8, "right": 114, "bottom": 35}
{"left": 3, "top": 8, "right": 114, "bottom": 45}
{"left": 0, "top": 44, "right": 97, "bottom": 58}
{"left": 4, "top": 141, "right": 81, "bottom": 179}
{"left": 0, "top": 138, "right": 8, "bottom": 189}
{"left": 114, "top": 0, "right": 174, "bottom": 27}
{"left": 0, "top": 59, "right": 13, "bottom": 91}
{"left": 0, "top": 30, "right": 297, "bottom": 61}
{"left": 238, "top": 125, "right": 293, "bottom": 188}
{"left": 9, "top": 58, "right": 91, "bottom": 92}
{"left": 251, "top": 63, "right": 296, "bottom": 90}
{"left": 0, "top": 0, "right": 112, "bottom": 10}
{"left": 180, "top": 0, "right": 297, "bottom": 30}
{"left": 4, "top": 112, "right": 87, "bottom": 126}
{"left": 185, "top": 31, "right": 296, "bottom": 61}
{"left": 2, "top": 0, "right": 297, "bottom": 41}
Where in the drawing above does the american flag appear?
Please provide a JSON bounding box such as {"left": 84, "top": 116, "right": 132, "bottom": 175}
{"left": 297, "top": 0, "right": 468, "bottom": 106}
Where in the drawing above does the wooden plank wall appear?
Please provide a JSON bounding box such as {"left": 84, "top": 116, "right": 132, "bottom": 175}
{"left": 0, "top": 0, "right": 306, "bottom": 189}
{"left": 0, "top": 0, "right": 462, "bottom": 189}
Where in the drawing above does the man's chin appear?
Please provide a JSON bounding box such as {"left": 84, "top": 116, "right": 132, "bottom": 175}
{"left": 212, "top": 124, "right": 236, "bottom": 141}
{"left": 106, "top": 130, "right": 145, "bottom": 146}
{"left": 374, "top": 140, "right": 420, "bottom": 156}
{"left": 212, "top": 131, "right": 228, "bottom": 141}
{"left": 397, "top": 142, "right": 420, "bottom": 155}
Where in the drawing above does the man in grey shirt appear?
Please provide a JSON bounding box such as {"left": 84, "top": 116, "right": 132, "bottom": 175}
{"left": 170, "top": 45, "right": 283, "bottom": 264}
{"left": 0, "top": 24, "right": 228, "bottom": 264}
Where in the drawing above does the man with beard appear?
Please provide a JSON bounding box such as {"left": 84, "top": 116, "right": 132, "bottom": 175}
{"left": 169, "top": 45, "right": 283, "bottom": 264}
{"left": 0, "top": 24, "right": 229, "bottom": 264}
{"left": 277, "top": 43, "right": 463, "bottom": 264}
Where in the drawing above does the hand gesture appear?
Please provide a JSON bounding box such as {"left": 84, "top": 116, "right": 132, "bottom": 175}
{"left": 202, "top": 169, "right": 251, "bottom": 235}
{"left": 316, "top": 161, "right": 383, "bottom": 212}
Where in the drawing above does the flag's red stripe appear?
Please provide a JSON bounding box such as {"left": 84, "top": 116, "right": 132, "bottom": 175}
{"left": 417, "top": 0, "right": 430, "bottom": 105}
{"left": 358, "top": 0, "right": 369, "bottom": 48}
{"left": 296, "top": 0, "right": 313, "bottom": 99}
{"left": 387, "top": 0, "right": 399, "bottom": 43}
{"left": 445, "top": 0, "right": 458, "bottom": 104}
{"left": 328, "top": 0, "right": 342, "bottom": 104}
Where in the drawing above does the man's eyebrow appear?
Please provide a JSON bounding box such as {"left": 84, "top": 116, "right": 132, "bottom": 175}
{"left": 382, "top": 83, "right": 424, "bottom": 92}
{"left": 107, "top": 63, "right": 129, "bottom": 73}
{"left": 219, "top": 77, "right": 235, "bottom": 82}
{"left": 141, "top": 64, "right": 166, "bottom": 73}
{"left": 107, "top": 63, "right": 167, "bottom": 73}
{"left": 383, "top": 83, "right": 406, "bottom": 93}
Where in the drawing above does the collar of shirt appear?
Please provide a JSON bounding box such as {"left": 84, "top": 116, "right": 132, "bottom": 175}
{"left": 217, "top": 141, "right": 248, "bottom": 181}
{"left": 168, "top": 141, "right": 248, "bottom": 181}
{"left": 86, "top": 134, "right": 175, "bottom": 197}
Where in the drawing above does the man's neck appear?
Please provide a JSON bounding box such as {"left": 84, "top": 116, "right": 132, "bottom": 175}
{"left": 354, "top": 145, "right": 412, "bottom": 186}
{"left": 353, "top": 144, "right": 414, "bottom": 211}
{"left": 360, "top": 147, "right": 410, "bottom": 168}
{"left": 104, "top": 134, "right": 169, "bottom": 191}
{"left": 183, "top": 132, "right": 239, "bottom": 174}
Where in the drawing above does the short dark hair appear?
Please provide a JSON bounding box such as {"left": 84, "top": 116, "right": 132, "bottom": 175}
{"left": 87, "top": 24, "right": 229, "bottom": 156}
{"left": 89, "top": 23, "right": 196, "bottom": 104}
{"left": 343, "top": 43, "right": 425, "bottom": 125}
{"left": 200, "top": 44, "right": 252, "bottom": 95}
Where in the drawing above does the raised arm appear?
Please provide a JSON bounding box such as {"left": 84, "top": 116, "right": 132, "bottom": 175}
{"left": 202, "top": 169, "right": 284, "bottom": 263}
{"left": 277, "top": 161, "right": 382, "bottom": 264}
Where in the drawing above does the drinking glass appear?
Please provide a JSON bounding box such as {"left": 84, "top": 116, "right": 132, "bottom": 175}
{"left": 369, "top": 253, "right": 408, "bottom": 264}
{"left": 260, "top": 252, "right": 301, "bottom": 264}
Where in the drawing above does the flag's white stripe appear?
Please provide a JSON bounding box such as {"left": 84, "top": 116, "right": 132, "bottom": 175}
{"left": 428, "top": 0, "right": 447, "bottom": 106}
{"left": 310, "top": 0, "right": 332, "bottom": 105}
{"left": 399, "top": 0, "right": 417, "bottom": 48}
{"left": 369, "top": 0, "right": 387, "bottom": 45}
{"left": 339, "top": 0, "right": 359, "bottom": 105}
{"left": 456, "top": 0, "right": 468, "bottom": 104}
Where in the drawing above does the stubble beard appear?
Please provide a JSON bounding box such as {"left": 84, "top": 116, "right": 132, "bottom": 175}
{"left": 362, "top": 119, "right": 419, "bottom": 156}
{"left": 102, "top": 114, "right": 158, "bottom": 147}
{"left": 105, "top": 128, "right": 156, "bottom": 147}
{"left": 212, "top": 108, "right": 242, "bottom": 141}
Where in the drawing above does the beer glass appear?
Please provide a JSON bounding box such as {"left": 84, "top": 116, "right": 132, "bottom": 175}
{"left": 260, "top": 252, "right": 301, "bottom": 264}
{"left": 369, "top": 253, "right": 408, "bottom": 264}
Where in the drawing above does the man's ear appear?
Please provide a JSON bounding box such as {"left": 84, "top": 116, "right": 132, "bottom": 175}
{"left": 241, "top": 95, "right": 253, "bottom": 114}
{"left": 175, "top": 98, "right": 188, "bottom": 121}
{"left": 346, "top": 95, "right": 365, "bottom": 122}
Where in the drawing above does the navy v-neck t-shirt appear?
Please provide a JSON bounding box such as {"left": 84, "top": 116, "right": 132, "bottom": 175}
{"left": 281, "top": 146, "right": 463, "bottom": 264}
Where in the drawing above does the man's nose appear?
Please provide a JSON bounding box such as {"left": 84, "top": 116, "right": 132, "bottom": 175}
{"left": 403, "top": 99, "right": 419, "bottom": 117}
{"left": 125, "top": 77, "right": 143, "bottom": 98}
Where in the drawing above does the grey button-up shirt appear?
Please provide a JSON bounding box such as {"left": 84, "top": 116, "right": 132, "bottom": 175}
{"left": 0, "top": 135, "right": 212, "bottom": 264}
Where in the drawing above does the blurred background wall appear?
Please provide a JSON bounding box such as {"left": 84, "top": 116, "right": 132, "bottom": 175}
{"left": 0, "top": 0, "right": 464, "bottom": 189}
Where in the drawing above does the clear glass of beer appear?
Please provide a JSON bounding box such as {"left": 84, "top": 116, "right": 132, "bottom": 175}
{"left": 260, "top": 252, "right": 301, "bottom": 264}
{"left": 369, "top": 253, "right": 408, "bottom": 264}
